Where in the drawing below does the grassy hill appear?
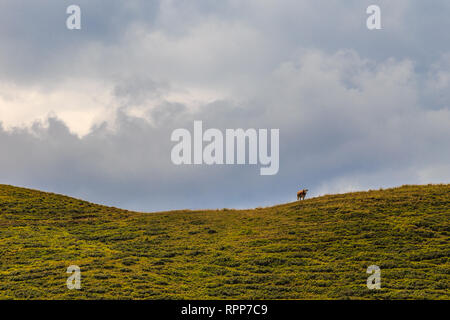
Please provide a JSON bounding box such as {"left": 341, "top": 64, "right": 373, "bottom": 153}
{"left": 0, "top": 184, "right": 448, "bottom": 299}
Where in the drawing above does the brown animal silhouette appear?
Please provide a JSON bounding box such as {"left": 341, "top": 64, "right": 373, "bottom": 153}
{"left": 297, "top": 189, "right": 308, "bottom": 200}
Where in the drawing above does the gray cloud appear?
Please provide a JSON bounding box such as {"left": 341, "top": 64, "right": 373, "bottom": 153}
{"left": 0, "top": 1, "right": 449, "bottom": 211}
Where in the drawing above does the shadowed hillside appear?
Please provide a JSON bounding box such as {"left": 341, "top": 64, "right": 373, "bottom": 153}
{"left": 0, "top": 184, "right": 448, "bottom": 299}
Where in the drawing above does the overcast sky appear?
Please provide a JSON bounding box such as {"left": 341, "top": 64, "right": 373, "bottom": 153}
{"left": 0, "top": 0, "right": 449, "bottom": 211}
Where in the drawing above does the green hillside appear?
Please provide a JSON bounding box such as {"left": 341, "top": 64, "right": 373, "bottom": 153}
{"left": 0, "top": 184, "right": 448, "bottom": 299}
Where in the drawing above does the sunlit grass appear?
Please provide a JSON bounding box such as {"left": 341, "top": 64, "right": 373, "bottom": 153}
{"left": 0, "top": 184, "right": 448, "bottom": 299}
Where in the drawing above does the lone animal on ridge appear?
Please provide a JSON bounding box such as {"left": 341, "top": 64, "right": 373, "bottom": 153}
{"left": 297, "top": 189, "right": 308, "bottom": 201}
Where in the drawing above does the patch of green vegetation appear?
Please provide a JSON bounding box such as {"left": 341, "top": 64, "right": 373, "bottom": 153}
{"left": 0, "top": 184, "right": 448, "bottom": 299}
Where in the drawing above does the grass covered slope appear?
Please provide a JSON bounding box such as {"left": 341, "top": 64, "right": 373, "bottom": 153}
{"left": 0, "top": 184, "right": 448, "bottom": 299}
